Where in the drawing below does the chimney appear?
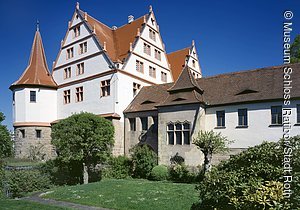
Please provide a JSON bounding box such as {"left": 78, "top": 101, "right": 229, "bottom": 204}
{"left": 128, "top": 15, "right": 134, "bottom": 24}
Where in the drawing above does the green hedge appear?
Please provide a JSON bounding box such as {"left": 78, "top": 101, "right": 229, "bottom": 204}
{"left": 150, "top": 165, "right": 168, "bottom": 181}
{"left": 5, "top": 168, "right": 52, "bottom": 198}
{"left": 192, "top": 136, "right": 300, "bottom": 210}
{"left": 102, "top": 156, "right": 132, "bottom": 179}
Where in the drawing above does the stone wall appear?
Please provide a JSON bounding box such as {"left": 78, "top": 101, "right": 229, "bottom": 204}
{"left": 14, "top": 126, "right": 55, "bottom": 160}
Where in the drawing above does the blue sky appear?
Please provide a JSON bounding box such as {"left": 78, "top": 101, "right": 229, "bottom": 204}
{"left": 0, "top": 0, "right": 299, "bottom": 130}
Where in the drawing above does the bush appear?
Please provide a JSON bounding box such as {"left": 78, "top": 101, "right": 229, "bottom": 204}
{"left": 5, "top": 168, "right": 52, "bottom": 198}
{"left": 40, "top": 158, "right": 83, "bottom": 185}
{"left": 102, "top": 156, "right": 132, "bottom": 179}
{"left": 168, "top": 163, "right": 198, "bottom": 183}
{"left": 192, "top": 136, "right": 300, "bottom": 210}
{"left": 150, "top": 165, "right": 168, "bottom": 181}
{"left": 0, "top": 160, "right": 4, "bottom": 198}
{"left": 130, "top": 145, "right": 157, "bottom": 179}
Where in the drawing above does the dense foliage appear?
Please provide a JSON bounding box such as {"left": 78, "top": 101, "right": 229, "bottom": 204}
{"left": 5, "top": 168, "right": 52, "bottom": 198}
{"left": 130, "top": 145, "right": 157, "bottom": 179}
{"left": 192, "top": 136, "right": 300, "bottom": 210}
{"left": 102, "top": 156, "right": 132, "bottom": 179}
{"left": 291, "top": 34, "right": 300, "bottom": 63}
{"left": 0, "top": 112, "right": 12, "bottom": 158}
{"left": 51, "top": 112, "right": 114, "bottom": 183}
{"left": 150, "top": 165, "right": 168, "bottom": 181}
{"left": 193, "top": 130, "right": 233, "bottom": 173}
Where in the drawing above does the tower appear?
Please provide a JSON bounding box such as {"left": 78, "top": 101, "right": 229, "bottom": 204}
{"left": 9, "top": 25, "right": 57, "bottom": 160}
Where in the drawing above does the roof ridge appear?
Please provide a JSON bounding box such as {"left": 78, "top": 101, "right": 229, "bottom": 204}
{"left": 167, "top": 46, "right": 190, "bottom": 55}
{"left": 79, "top": 9, "right": 113, "bottom": 30}
{"left": 115, "top": 14, "right": 147, "bottom": 30}
{"left": 199, "top": 63, "right": 300, "bottom": 80}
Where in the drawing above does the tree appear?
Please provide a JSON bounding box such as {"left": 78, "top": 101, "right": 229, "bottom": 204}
{"left": 291, "top": 34, "right": 300, "bottom": 63}
{"left": 0, "top": 112, "right": 13, "bottom": 158}
{"left": 193, "top": 130, "right": 233, "bottom": 174}
{"left": 51, "top": 112, "right": 114, "bottom": 184}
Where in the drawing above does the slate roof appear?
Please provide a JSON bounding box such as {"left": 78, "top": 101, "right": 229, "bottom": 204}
{"left": 124, "top": 63, "right": 300, "bottom": 113}
{"left": 10, "top": 30, "right": 57, "bottom": 89}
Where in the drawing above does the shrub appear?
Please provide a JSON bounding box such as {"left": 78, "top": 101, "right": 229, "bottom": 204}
{"left": 40, "top": 158, "right": 83, "bottom": 185}
{"left": 0, "top": 160, "right": 4, "bottom": 198}
{"left": 130, "top": 145, "right": 157, "bottom": 179}
{"left": 150, "top": 165, "right": 168, "bottom": 181}
{"left": 5, "top": 168, "right": 52, "bottom": 198}
{"left": 102, "top": 156, "right": 132, "bottom": 179}
{"left": 192, "top": 136, "right": 300, "bottom": 210}
{"left": 168, "top": 163, "right": 198, "bottom": 183}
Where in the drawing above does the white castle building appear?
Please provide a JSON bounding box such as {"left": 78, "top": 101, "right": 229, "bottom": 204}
{"left": 10, "top": 4, "right": 300, "bottom": 165}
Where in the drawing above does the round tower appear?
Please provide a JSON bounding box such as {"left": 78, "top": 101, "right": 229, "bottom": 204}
{"left": 9, "top": 26, "right": 57, "bottom": 160}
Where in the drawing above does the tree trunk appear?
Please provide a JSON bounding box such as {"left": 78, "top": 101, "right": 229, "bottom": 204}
{"left": 83, "top": 162, "right": 89, "bottom": 184}
{"left": 203, "top": 152, "right": 213, "bottom": 173}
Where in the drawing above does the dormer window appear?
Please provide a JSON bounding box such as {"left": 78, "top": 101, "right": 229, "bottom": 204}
{"left": 73, "top": 26, "right": 80, "bottom": 38}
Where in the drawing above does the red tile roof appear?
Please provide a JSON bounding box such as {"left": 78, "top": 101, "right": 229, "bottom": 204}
{"left": 124, "top": 63, "right": 300, "bottom": 113}
{"left": 10, "top": 30, "right": 57, "bottom": 89}
{"left": 80, "top": 9, "right": 147, "bottom": 63}
{"left": 167, "top": 47, "right": 190, "bottom": 81}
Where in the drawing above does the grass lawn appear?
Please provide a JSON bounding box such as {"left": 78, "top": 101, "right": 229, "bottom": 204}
{"left": 43, "top": 179, "right": 198, "bottom": 210}
{"left": 0, "top": 199, "right": 70, "bottom": 210}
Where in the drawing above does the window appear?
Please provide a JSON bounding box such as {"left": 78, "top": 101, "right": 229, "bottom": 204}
{"left": 141, "top": 117, "right": 148, "bottom": 131}
{"left": 271, "top": 106, "right": 282, "bottom": 125}
{"left": 30, "top": 91, "right": 36, "bottom": 102}
{"left": 238, "top": 109, "right": 248, "bottom": 126}
{"left": 143, "top": 43, "right": 151, "bottom": 55}
{"left": 101, "top": 80, "right": 110, "bottom": 97}
{"left": 216, "top": 110, "right": 225, "bottom": 127}
{"left": 76, "top": 63, "right": 84, "bottom": 75}
{"left": 161, "top": 72, "right": 167, "bottom": 82}
{"left": 79, "top": 42, "right": 87, "bottom": 54}
{"left": 133, "top": 82, "right": 141, "bottom": 97}
{"left": 129, "top": 118, "right": 136, "bottom": 131}
{"left": 66, "top": 47, "right": 74, "bottom": 59}
{"left": 167, "top": 122, "right": 191, "bottom": 145}
{"left": 136, "top": 60, "right": 144, "bottom": 73}
{"left": 64, "top": 67, "right": 71, "bottom": 79}
{"left": 297, "top": 105, "right": 300, "bottom": 124}
{"left": 154, "top": 49, "right": 161, "bottom": 60}
{"left": 149, "top": 66, "right": 156, "bottom": 78}
{"left": 36, "top": 130, "right": 41, "bottom": 138}
{"left": 63, "top": 89, "right": 71, "bottom": 104}
{"left": 76, "top": 86, "right": 83, "bottom": 102}
{"left": 20, "top": 129, "right": 25, "bottom": 138}
{"left": 149, "top": 29, "right": 156, "bottom": 41}
{"left": 73, "top": 26, "right": 80, "bottom": 38}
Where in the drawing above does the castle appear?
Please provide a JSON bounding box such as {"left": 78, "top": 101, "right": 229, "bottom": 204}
{"left": 10, "top": 4, "right": 300, "bottom": 165}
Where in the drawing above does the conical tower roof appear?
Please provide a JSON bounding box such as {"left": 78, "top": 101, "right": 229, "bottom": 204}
{"left": 10, "top": 27, "right": 57, "bottom": 90}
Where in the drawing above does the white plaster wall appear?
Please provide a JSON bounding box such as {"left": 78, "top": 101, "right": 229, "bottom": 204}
{"left": 115, "top": 72, "right": 152, "bottom": 122}
{"left": 64, "top": 22, "right": 90, "bottom": 47}
{"left": 205, "top": 100, "right": 300, "bottom": 148}
{"left": 53, "top": 53, "right": 111, "bottom": 85}
{"left": 57, "top": 73, "right": 117, "bottom": 119}
{"left": 14, "top": 88, "right": 57, "bottom": 123}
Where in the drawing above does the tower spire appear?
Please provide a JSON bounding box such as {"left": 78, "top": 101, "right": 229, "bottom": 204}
{"left": 36, "top": 20, "right": 39, "bottom": 32}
